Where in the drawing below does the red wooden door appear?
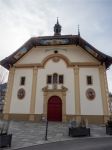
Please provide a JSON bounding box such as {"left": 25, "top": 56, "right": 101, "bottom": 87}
{"left": 47, "top": 96, "right": 62, "bottom": 121}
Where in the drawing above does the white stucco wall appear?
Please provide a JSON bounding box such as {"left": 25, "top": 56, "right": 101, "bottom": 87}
{"left": 35, "top": 59, "right": 75, "bottom": 115}
{"left": 10, "top": 44, "right": 104, "bottom": 116}
{"left": 79, "top": 67, "right": 103, "bottom": 115}
{"left": 16, "top": 45, "right": 99, "bottom": 65}
{"left": 10, "top": 68, "right": 33, "bottom": 114}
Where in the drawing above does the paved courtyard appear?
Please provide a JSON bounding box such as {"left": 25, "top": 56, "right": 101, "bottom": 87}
{"left": 1, "top": 121, "right": 111, "bottom": 150}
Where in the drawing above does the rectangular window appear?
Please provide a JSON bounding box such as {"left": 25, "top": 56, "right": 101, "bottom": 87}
{"left": 87, "top": 76, "right": 92, "bottom": 85}
{"left": 20, "top": 77, "right": 25, "bottom": 85}
{"left": 47, "top": 75, "right": 52, "bottom": 84}
{"left": 59, "top": 75, "right": 64, "bottom": 84}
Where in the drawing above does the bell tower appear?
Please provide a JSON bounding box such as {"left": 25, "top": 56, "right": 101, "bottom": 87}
{"left": 54, "top": 18, "right": 61, "bottom": 36}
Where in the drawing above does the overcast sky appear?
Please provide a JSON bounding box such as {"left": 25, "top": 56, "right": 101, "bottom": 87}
{"left": 0, "top": 0, "right": 112, "bottom": 92}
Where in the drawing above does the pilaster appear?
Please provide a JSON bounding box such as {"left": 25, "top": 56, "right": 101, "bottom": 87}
{"left": 29, "top": 67, "right": 38, "bottom": 121}
{"left": 3, "top": 67, "right": 15, "bottom": 114}
{"left": 74, "top": 66, "right": 81, "bottom": 121}
{"left": 99, "top": 65, "right": 109, "bottom": 118}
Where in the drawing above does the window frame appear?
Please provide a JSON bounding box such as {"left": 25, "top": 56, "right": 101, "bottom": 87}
{"left": 59, "top": 74, "right": 64, "bottom": 84}
{"left": 47, "top": 75, "right": 52, "bottom": 84}
{"left": 86, "top": 75, "right": 93, "bottom": 85}
{"left": 20, "top": 76, "right": 26, "bottom": 86}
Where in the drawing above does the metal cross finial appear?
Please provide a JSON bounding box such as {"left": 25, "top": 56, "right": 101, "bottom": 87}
{"left": 57, "top": 17, "right": 59, "bottom": 24}
{"left": 78, "top": 24, "right": 80, "bottom": 36}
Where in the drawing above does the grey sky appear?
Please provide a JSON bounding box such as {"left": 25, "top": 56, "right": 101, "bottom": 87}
{"left": 0, "top": 0, "right": 112, "bottom": 92}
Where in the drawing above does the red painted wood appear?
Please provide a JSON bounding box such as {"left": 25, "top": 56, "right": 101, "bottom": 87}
{"left": 47, "top": 96, "right": 62, "bottom": 121}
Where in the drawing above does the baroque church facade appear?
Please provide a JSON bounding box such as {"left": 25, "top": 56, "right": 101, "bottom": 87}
{"left": 1, "top": 20, "right": 112, "bottom": 123}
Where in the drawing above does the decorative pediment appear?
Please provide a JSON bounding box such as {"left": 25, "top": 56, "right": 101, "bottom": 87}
{"left": 1, "top": 35, "right": 112, "bottom": 69}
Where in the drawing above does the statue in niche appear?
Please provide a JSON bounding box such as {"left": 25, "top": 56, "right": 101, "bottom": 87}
{"left": 53, "top": 73, "right": 58, "bottom": 89}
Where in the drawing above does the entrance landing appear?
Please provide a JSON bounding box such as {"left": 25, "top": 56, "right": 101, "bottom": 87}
{"left": 5, "top": 121, "right": 110, "bottom": 150}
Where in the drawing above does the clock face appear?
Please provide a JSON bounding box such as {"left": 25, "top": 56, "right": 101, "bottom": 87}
{"left": 86, "top": 88, "right": 96, "bottom": 100}
{"left": 17, "top": 88, "right": 25, "bottom": 99}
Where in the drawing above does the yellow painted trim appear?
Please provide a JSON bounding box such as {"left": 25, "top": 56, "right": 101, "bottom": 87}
{"left": 14, "top": 64, "right": 39, "bottom": 68}
{"left": 41, "top": 54, "right": 71, "bottom": 67}
{"left": 3, "top": 67, "right": 15, "bottom": 114}
{"left": 14, "top": 62, "right": 100, "bottom": 69}
{"left": 30, "top": 67, "right": 38, "bottom": 114}
{"left": 3, "top": 113, "right": 42, "bottom": 121}
{"left": 103, "top": 64, "right": 110, "bottom": 116}
{"left": 2, "top": 113, "right": 108, "bottom": 124}
{"left": 99, "top": 65, "right": 109, "bottom": 116}
{"left": 66, "top": 115, "right": 106, "bottom": 124}
{"left": 29, "top": 114, "right": 35, "bottom": 121}
{"left": 74, "top": 66, "right": 81, "bottom": 118}
{"left": 3, "top": 114, "right": 9, "bottom": 120}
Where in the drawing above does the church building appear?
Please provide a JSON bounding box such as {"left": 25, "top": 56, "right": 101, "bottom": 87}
{"left": 1, "top": 20, "right": 112, "bottom": 123}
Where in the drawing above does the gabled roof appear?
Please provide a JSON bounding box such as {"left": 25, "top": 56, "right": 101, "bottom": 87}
{"left": 0, "top": 34, "right": 112, "bottom": 70}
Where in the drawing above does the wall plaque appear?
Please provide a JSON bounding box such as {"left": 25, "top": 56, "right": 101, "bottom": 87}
{"left": 17, "top": 88, "right": 25, "bottom": 99}
{"left": 86, "top": 88, "right": 95, "bottom": 100}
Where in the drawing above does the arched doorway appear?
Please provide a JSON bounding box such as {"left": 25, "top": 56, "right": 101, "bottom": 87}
{"left": 47, "top": 96, "right": 62, "bottom": 121}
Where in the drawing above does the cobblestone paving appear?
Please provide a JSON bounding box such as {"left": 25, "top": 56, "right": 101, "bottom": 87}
{"left": 1, "top": 121, "right": 111, "bottom": 150}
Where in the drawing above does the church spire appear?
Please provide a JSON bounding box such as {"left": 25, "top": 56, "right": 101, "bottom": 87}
{"left": 54, "top": 18, "right": 61, "bottom": 36}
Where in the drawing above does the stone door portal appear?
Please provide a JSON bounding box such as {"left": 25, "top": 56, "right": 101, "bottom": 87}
{"left": 47, "top": 96, "right": 62, "bottom": 121}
